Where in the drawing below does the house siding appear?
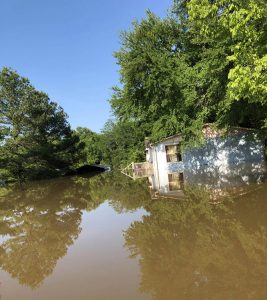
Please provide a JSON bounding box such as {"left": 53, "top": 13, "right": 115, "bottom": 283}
{"left": 183, "top": 131, "right": 265, "bottom": 169}
{"left": 149, "top": 130, "right": 265, "bottom": 182}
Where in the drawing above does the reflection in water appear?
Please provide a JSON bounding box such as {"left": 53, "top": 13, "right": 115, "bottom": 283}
{"left": 0, "top": 173, "right": 150, "bottom": 289}
{"left": 125, "top": 184, "right": 267, "bottom": 299}
{"left": 0, "top": 169, "right": 267, "bottom": 299}
{"left": 0, "top": 179, "right": 85, "bottom": 288}
{"left": 148, "top": 162, "right": 267, "bottom": 200}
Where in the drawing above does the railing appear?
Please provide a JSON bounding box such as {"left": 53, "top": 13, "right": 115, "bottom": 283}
{"left": 121, "top": 162, "right": 153, "bottom": 180}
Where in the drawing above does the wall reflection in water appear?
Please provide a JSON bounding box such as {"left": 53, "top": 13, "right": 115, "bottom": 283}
{"left": 148, "top": 162, "right": 267, "bottom": 200}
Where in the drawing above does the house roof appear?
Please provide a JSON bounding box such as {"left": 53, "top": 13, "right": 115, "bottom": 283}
{"left": 150, "top": 133, "right": 183, "bottom": 146}
{"left": 150, "top": 124, "right": 261, "bottom": 146}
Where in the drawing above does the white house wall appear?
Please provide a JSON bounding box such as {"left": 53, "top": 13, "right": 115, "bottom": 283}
{"left": 148, "top": 131, "right": 265, "bottom": 196}
{"left": 151, "top": 136, "right": 183, "bottom": 194}
{"left": 183, "top": 132, "right": 265, "bottom": 169}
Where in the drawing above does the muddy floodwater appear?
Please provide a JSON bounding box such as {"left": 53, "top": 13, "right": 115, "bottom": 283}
{"left": 0, "top": 166, "right": 267, "bottom": 300}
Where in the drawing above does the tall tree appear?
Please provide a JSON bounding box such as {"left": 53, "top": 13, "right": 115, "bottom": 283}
{"left": 175, "top": 0, "right": 267, "bottom": 128}
{"left": 111, "top": 12, "right": 195, "bottom": 141}
{"left": 106, "top": 1, "right": 267, "bottom": 168}
{"left": 0, "top": 68, "right": 83, "bottom": 181}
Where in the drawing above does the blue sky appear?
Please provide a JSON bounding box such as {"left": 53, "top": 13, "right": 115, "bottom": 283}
{"left": 0, "top": 0, "right": 172, "bottom": 132}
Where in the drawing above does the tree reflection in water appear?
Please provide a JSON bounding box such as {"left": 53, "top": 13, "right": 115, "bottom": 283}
{"left": 0, "top": 172, "right": 151, "bottom": 289}
{"left": 0, "top": 178, "right": 87, "bottom": 288}
{"left": 1, "top": 171, "right": 267, "bottom": 299}
{"left": 124, "top": 184, "right": 267, "bottom": 300}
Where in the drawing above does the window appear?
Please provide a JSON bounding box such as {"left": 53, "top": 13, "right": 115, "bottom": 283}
{"left": 165, "top": 144, "right": 182, "bottom": 162}
{"left": 168, "top": 173, "right": 184, "bottom": 191}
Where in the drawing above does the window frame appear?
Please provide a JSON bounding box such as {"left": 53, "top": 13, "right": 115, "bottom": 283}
{"left": 168, "top": 172, "right": 184, "bottom": 191}
{"left": 165, "top": 144, "right": 182, "bottom": 163}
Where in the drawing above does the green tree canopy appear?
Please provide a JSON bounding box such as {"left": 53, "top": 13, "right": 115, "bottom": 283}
{"left": 0, "top": 68, "right": 84, "bottom": 181}
{"left": 181, "top": 0, "right": 267, "bottom": 128}
{"left": 105, "top": 0, "right": 267, "bottom": 167}
{"left": 75, "top": 127, "right": 103, "bottom": 165}
{"left": 100, "top": 119, "right": 148, "bottom": 167}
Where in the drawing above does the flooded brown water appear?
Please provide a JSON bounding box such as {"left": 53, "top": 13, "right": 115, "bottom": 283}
{"left": 0, "top": 169, "right": 267, "bottom": 300}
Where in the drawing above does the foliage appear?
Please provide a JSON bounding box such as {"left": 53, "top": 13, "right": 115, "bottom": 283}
{"left": 182, "top": 0, "right": 267, "bottom": 128}
{"left": 74, "top": 127, "right": 103, "bottom": 165}
{"left": 111, "top": 12, "right": 195, "bottom": 141}
{"left": 104, "top": 1, "right": 267, "bottom": 167}
{"left": 2, "top": 0, "right": 267, "bottom": 172}
{"left": 0, "top": 68, "right": 84, "bottom": 181}
{"left": 99, "top": 119, "right": 147, "bottom": 168}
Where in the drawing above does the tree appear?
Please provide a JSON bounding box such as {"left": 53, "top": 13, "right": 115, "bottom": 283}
{"left": 106, "top": 12, "right": 200, "bottom": 166}
{"left": 106, "top": 1, "right": 267, "bottom": 168}
{"left": 100, "top": 119, "right": 147, "bottom": 168}
{"left": 75, "top": 127, "right": 103, "bottom": 165}
{"left": 111, "top": 12, "right": 195, "bottom": 141}
{"left": 175, "top": 0, "right": 267, "bottom": 128}
{"left": 0, "top": 68, "right": 84, "bottom": 181}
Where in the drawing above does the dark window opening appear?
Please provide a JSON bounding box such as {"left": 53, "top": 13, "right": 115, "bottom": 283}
{"left": 165, "top": 144, "right": 182, "bottom": 162}
{"left": 168, "top": 173, "right": 184, "bottom": 191}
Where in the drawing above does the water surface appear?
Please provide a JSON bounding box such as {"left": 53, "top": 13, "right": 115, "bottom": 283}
{"left": 0, "top": 170, "right": 267, "bottom": 299}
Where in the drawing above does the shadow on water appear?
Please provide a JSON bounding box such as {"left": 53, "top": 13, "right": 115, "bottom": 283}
{"left": 0, "top": 165, "right": 267, "bottom": 299}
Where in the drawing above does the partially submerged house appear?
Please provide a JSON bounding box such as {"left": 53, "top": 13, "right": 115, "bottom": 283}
{"left": 147, "top": 126, "right": 265, "bottom": 170}
{"left": 122, "top": 125, "right": 266, "bottom": 199}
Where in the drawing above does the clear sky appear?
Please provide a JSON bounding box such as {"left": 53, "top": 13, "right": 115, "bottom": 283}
{"left": 0, "top": 0, "right": 172, "bottom": 132}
